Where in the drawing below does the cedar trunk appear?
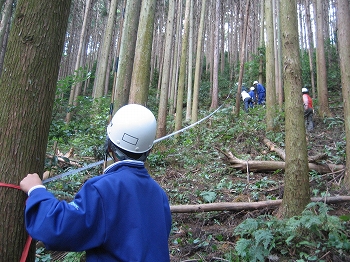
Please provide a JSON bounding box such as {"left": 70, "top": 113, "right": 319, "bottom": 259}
{"left": 129, "top": 0, "right": 156, "bottom": 105}
{"left": 279, "top": 0, "right": 310, "bottom": 218}
{"left": 336, "top": 0, "right": 350, "bottom": 187}
{"left": 156, "top": 0, "right": 175, "bottom": 138}
{"left": 0, "top": 1, "right": 71, "bottom": 261}
{"left": 113, "top": 0, "right": 141, "bottom": 111}
{"left": 265, "top": 0, "right": 277, "bottom": 130}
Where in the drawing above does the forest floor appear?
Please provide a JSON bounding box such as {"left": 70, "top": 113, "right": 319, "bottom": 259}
{"left": 150, "top": 102, "right": 350, "bottom": 262}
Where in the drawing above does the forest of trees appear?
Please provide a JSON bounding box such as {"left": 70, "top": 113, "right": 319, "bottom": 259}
{"left": 0, "top": 0, "right": 349, "bottom": 260}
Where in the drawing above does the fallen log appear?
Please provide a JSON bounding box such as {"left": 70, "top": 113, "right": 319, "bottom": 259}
{"left": 170, "top": 196, "right": 350, "bottom": 213}
{"left": 263, "top": 137, "right": 328, "bottom": 163}
{"left": 219, "top": 150, "right": 344, "bottom": 174}
{"left": 263, "top": 138, "right": 286, "bottom": 160}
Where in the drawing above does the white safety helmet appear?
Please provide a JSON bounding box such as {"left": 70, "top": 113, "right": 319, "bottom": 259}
{"left": 253, "top": 81, "right": 258, "bottom": 85}
{"left": 107, "top": 104, "right": 157, "bottom": 153}
{"left": 302, "top": 87, "right": 308, "bottom": 93}
{"left": 250, "top": 86, "right": 255, "bottom": 91}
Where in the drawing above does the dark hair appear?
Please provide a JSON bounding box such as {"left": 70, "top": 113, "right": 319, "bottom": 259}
{"left": 104, "top": 137, "right": 147, "bottom": 161}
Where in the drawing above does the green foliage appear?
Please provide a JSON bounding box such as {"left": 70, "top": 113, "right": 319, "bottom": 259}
{"left": 325, "top": 42, "right": 341, "bottom": 91}
{"left": 62, "top": 251, "right": 85, "bottom": 261}
{"left": 300, "top": 42, "right": 341, "bottom": 93}
{"left": 35, "top": 248, "right": 51, "bottom": 262}
{"left": 233, "top": 202, "right": 350, "bottom": 261}
{"left": 199, "top": 191, "right": 217, "bottom": 203}
{"left": 49, "top": 96, "right": 109, "bottom": 157}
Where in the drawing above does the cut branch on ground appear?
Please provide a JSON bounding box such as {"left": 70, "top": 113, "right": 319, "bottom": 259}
{"left": 218, "top": 149, "right": 344, "bottom": 174}
{"left": 170, "top": 196, "right": 350, "bottom": 213}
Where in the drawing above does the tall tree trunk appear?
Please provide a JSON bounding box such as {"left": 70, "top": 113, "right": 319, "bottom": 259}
{"left": 305, "top": 0, "right": 316, "bottom": 98}
{"left": 109, "top": 0, "right": 125, "bottom": 121}
{"left": 274, "top": 0, "right": 283, "bottom": 108}
{"left": 185, "top": 0, "right": 194, "bottom": 122}
{"left": 156, "top": 0, "right": 175, "bottom": 138}
{"left": 0, "top": 1, "right": 71, "bottom": 260}
{"left": 259, "top": 0, "right": 265, "bottom": 84}
{"left": 315, "top": 0, "right": 332, "bottom": 117}
{"left": 129, "top": 0, "right": 156, "bottom": 105}
{"left": 191, "top": 0, "right": 206, "bottom": 123}
{"left": 93, "top": 0, "right": 118, "bottom": 98}
{"left": 279, "top": 0, "right": 310, "bottom": 218}
{"left": 113, "top": 0, "right": 141, "bottom": 111}
{"left": 220, "top": 1, "right": 225, "bottom": 74}
{"left": 234, "top": 0, "right": 250, "bottom": 116}
{"left": 265, "top": 0, "right": 277, "bottom": 130}
{"left": 169, "top": 0, "right": 183, "bottom": 116}
{"left": 210, "top": 0, "right": 220, "bottom": 110}
{"left": 336, "top": 0, "right": 350, "bottom": 188}
{"left": 175, "top": 0, "right": 191, "bottom": 138}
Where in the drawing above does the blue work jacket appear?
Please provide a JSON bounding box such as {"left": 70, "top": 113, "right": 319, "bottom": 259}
{"left": 24, "top": 160, "right": 172, "bottom": 261}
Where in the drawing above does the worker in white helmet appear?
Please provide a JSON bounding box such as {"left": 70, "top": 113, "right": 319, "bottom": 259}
{"left": 20, "top": 104, "right": 172, "bottom": 261}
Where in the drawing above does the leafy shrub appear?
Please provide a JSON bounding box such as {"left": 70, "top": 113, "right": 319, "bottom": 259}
{"left": 233, "top": 202, "right": 350, "bottom": 262}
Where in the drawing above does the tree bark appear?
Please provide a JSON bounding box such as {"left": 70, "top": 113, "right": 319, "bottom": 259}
{"left": 174, "top": 0, "right": 191, "bottom": 138}
{"left": 258, "top": 0, "right": 265, "bottom": 84}
{"left": 210, "top": 0, "right": 220, "bottom": 110}
{"left": 305, "top": 0, "right": 316, "bottom": 98}
{"left": 0, "top": 1, "right": 71, "bottom": 260}
{"left": 315, "top": 0, "right": 332, "bottom": 117}
{"left": 113, "top": 0, "right": 141, "bottom": 111}
{"left": 156, "top": 0, "right": 175, "bottom": 138}
{"left": 185, "top": 0, "right": 194, "bottom": 121}
{"left": 336, "top": 0, "right": 350, "bottom": 188}
{"left": 93, "top": 0, "right": 118, "bottom": 98}
{"left": 191, "top": 0, "right": 206, "bottom": 123}
{"left": 129, "top": 0, "right": 156, "bottom": 105}
{"left": 265, "top": 0, "right": 277, "bottom": 130}
{"left": 279, "top": 0, "right": 310, "bottom": 218}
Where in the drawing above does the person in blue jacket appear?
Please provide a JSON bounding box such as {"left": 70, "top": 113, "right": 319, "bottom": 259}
{"left": 253, "top": 81, "right": 266, "bottom": 105}
{"left": 20, "top": 104, "right": 172, "bottom": 262}
{"left": 248, "top": 86, "right": 257, "bottom": 105}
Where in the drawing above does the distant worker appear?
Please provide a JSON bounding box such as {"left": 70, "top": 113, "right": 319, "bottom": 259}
{"left": 253, "top": 81, "right": 266, "bottom": 105}
{"left": 302, "top": 87, "right": 314, "bottom": 132}
{"left": 249, "top": 86, "right": 257, "bottom": 104}
{"left": 241, "top": 89, "right": 253, "bottom": 112}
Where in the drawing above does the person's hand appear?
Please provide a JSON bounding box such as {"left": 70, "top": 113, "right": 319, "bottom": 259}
{"left": 20, "top": 173, "right": 43, "bottom": 194}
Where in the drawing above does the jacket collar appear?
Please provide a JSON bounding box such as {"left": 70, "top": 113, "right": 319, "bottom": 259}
{"left": 103, "top": 159, "right": 145, "bottom": 174}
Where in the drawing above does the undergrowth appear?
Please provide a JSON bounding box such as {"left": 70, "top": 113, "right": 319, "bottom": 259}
{"left": 234, "top": 202, "right": 350, "bottom": 262}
